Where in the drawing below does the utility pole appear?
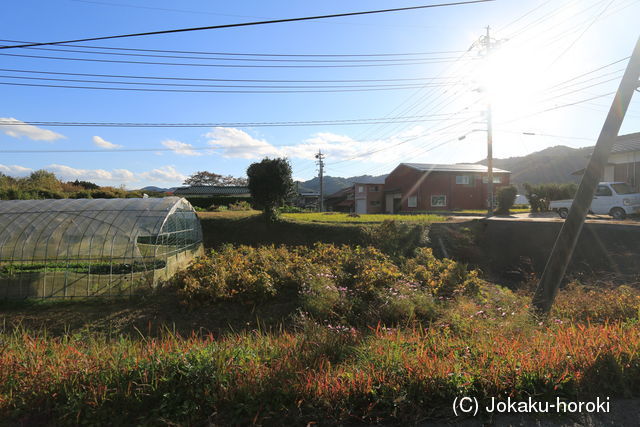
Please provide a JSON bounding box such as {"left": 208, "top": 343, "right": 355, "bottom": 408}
{"left": 532, "top": 36, "right": 640, "bottom": 315}
{"left": 481, "top": 26, "right": 495, "bottom": 215}
{"left": 315, "top": 150, "right": 325, "bottom": 212}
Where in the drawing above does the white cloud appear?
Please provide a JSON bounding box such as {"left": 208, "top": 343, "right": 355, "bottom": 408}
{"left": 0, "top": 164, "right": 33, "bottom": 176}
{"left": 162, "top": 139, "right": 202, "bottom": 156}
{"left": 92, "top": 135, "right": 122, "bottom": 149}
{"left": 138, "top": 166, "right": 186, "bottom": 183}
{"left": 205, "top": 127, "right": 281, "bottom": 159}
{"left": 0, "top": 162, "right": 187, "bottom": 187}
{"left": 0, "top": 118, "right": 65, "bottom": 141}
{"left": 202, "top": 126, "right": 430, "bottom": 164}
{"left": 47, "top": 164, "right": 117, "bottom": 181}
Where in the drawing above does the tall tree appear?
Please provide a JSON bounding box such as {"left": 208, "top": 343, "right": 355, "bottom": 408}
{"left": 183, "top": 171, "right": 247, "bottom": 186}
{"left": 247, "top": 158, "right": 294, "bottom": 223}
{"left": 183, "top": 171, "right": 223, "bottom": 186}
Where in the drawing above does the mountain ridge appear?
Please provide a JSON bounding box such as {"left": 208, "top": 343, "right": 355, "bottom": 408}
{"left": 296, "top": 145, "right": 592, "bottom": 192}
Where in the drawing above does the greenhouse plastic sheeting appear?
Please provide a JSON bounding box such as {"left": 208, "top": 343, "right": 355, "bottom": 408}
{"left": 0, "top": 197, "right": 203, "bottom": 298}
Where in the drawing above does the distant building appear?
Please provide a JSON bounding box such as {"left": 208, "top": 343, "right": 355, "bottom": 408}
{"left": 295, "top": 191, "right": 320, "bottom": 209}
{"left": 325, "top": 187, "right": 354, "bottom": 213}
{"left": 173, "top": 185, "right": 250, "bottom": 198}
{"left": 384, "top": 163, "right": 511, "bottom": 212}
{"left": 604, "top": 132, "right": 640, "bottom": 189}
{"left": 353, "top": 176, "right": 386, "bottom": 214}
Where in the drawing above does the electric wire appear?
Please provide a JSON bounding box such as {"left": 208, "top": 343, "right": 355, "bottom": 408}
{"left": 0, "top": 1, "right": 495, "bottom": 50}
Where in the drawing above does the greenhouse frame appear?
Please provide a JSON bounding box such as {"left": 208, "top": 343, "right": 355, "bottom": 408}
{"left": 0, "top": 197, "right": 203, "bottom": 299}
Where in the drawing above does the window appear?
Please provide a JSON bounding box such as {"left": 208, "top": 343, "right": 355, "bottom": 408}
{"left": 408, "top": 196, "right": 418, "bottom": 208}
{"left": 595, "top": 185, "right": 612, "bottom": 196}
{"left": 358, "top": 186, "right": 364, "bottom": 193}
{"left": 611, "top": 183, "right": 635, "bottom": 194}
{"left": 482, "top": 176, "right": 502, "bottom": 184}
{"left": 370, "top": 185, "right": 379, "bottom": 192}
{"left": 455, "top": 175, "right": 470, "bottom": 185}
{"left": 431, "top": 195, "right": 446, "bottom": 207}
{"left": 370, "top": 200, "right": 381, "bottom": 206}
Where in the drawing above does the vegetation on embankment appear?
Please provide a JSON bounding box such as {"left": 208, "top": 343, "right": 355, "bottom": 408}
{"left": 2, "top": 242, "right": 640, "bottom": 425}
{"left": 2, "top": 279, "right": 640, "bottom": 425}
{"left": 281, "top": 212, "right": 446, "bottom": 223}
{"left": 198, "top": 212, "right": 433, "bottom": 251}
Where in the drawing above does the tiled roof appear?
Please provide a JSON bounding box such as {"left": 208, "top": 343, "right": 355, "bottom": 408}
{"left": 351, "top": 175, "right": 387, "bottom": 185}
{"left": 611, "top": 132, "right": 640, "bottom": 154}
{"left": 351, "top": 175, "right": 387, "bottom": 184}
{"left": 173, "top": 186, "right": 250, "bottom": 196}
{"left": 401, "top": 163, "right": 510, "bottom": 174}
{"left": 326, "top": 187, "right": 353, "bottom": 199}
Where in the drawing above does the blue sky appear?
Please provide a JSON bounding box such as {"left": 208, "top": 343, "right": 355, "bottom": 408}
{"left": 1, "top": 0, "right": 639, "bottom": 188}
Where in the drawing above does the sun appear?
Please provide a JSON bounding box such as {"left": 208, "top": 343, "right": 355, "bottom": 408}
{"left": 472, "top": 43, "right": 557, "bottom": 119}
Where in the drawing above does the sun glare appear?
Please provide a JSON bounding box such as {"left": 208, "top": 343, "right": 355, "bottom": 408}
{"left": 473, "top": 44, "right": 559, "bottom": 119}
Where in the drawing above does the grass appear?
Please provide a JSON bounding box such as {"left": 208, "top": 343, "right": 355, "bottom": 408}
{"left": 197, "top": 210, "right": 527, "bottom": 225}
{"left": 197, "top": 209, "right": 260, "bottom": 220}
{"left": 1, "top": 282, "right": 640, "bottom": 425}
{"left": 282, "top": 212, "right": 446, "bottom": 223}
{"left": 2, "top": 240, "right": 640, "bottom": 424}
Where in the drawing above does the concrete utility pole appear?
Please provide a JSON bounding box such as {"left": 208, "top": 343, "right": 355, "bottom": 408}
{"left": 482, "top": 26, "right": 495, "bottom": 216}
{"left": 532, "top": 36, "right": 640, "bottom": 315}
{"left": 315, "top": 150, "right": 325, "bottom": 212}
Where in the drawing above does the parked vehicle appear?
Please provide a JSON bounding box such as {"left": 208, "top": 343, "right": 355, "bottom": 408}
{"left": 549, "top": 182, "right": 640, "bottom": 220}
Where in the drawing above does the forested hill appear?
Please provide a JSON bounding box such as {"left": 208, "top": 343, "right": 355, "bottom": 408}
{"left": 475, "top": 145, "right": 593, "bottom": 185}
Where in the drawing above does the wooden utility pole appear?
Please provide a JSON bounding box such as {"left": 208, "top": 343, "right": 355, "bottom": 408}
{"left": 532, "top": 36, "right": 640, "bottom": 315}
{"left": 315, "top": 150, "right": 325, "bottom": 212}
{"left": 480, "top": 26, "right": 495, "bottom": 215}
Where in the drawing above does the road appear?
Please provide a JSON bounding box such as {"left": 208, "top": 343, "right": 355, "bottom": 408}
{"left": 450, "top": 212, "right": 640, "bottom": 226}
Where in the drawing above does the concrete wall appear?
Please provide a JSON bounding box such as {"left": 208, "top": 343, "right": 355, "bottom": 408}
{"left": 430, "top": 220, "right": 640, "bottom": 282}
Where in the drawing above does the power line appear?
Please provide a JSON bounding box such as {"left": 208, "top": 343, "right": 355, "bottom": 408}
{"left": 498, "top": 91, "right": 617, "bottom": 125}
{"left": 548, "top": 0, "right": 616, "bottom": 67}
{"left": 0, "top": 113, "right": 475, "bottom": 128}
{"left": 545, "top": 56, "right": 630, "bottom": 90}
{"left": 6, "top": 45, "right": 463, "bottom": 63}
{"left": 0, "top": 0, "right": 495, "bottom": 50}
{"left": 0, "top": 67, "right": 457, "bottom": 84}
{"left": 0, "top": 51, "right": 472, "bottom": 68}
{"left": 0, "top": 39, "right": 466, "bottom": 59}
{"left": 0, "top": 74, "right": 462, "bottom": 90}
{"left": 0, "top": 80, "right": 466, "bottom": 93}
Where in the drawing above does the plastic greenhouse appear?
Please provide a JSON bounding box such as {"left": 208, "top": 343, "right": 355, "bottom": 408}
{"left": 0, "top": 197, "right": 203, "bottom": 298}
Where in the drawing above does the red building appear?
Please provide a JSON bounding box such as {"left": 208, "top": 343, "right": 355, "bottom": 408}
{"left": 353, "top": 176, "right": 386, "bottom": 214}
{"left": 384, "top": 163, "right": 511, "bottom": 212}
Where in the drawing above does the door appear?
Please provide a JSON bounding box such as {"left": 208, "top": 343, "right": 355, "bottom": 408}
{"left": 591, "top": 184, "right": 613, "bottom": 214}
{"left": 355, "top": 199, "right": 366, "bottom": 214}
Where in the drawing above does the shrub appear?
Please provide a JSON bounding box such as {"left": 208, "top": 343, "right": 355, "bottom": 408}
{"left": 362, "top": 220, "right": 430, "bottom": 259}
{"left": 524, "top": 183, "right": 577, "bottom": 212}
{"left": 174, "top": 244, "right": 480, "bottom": 325}
{"left": 495, "top": 185, "right": 517, "bottom": 214}
{"left": 228, "top": 200, "right": 252, "bottom": 211}
{"left": 279, "top": 205, "right": 305, "bottom": 213}
{"left": 403, "top": 247, "right": 481, "bottom": 297}
{"left": 90, "top": 189, "right": 119, "bottom": 199}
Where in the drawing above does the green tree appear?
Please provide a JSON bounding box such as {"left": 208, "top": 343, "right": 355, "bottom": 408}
{"left": 27, "top": 170, "right": 62, "bottom": 192}
{"left": 183, "top": 171, "right": 247, "bottom": 186}
{"left": 495, "top": 185, "right": 517, "bottom": 215}
{"left": 247, "top": 158, "right": 294, "bottom": 223}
